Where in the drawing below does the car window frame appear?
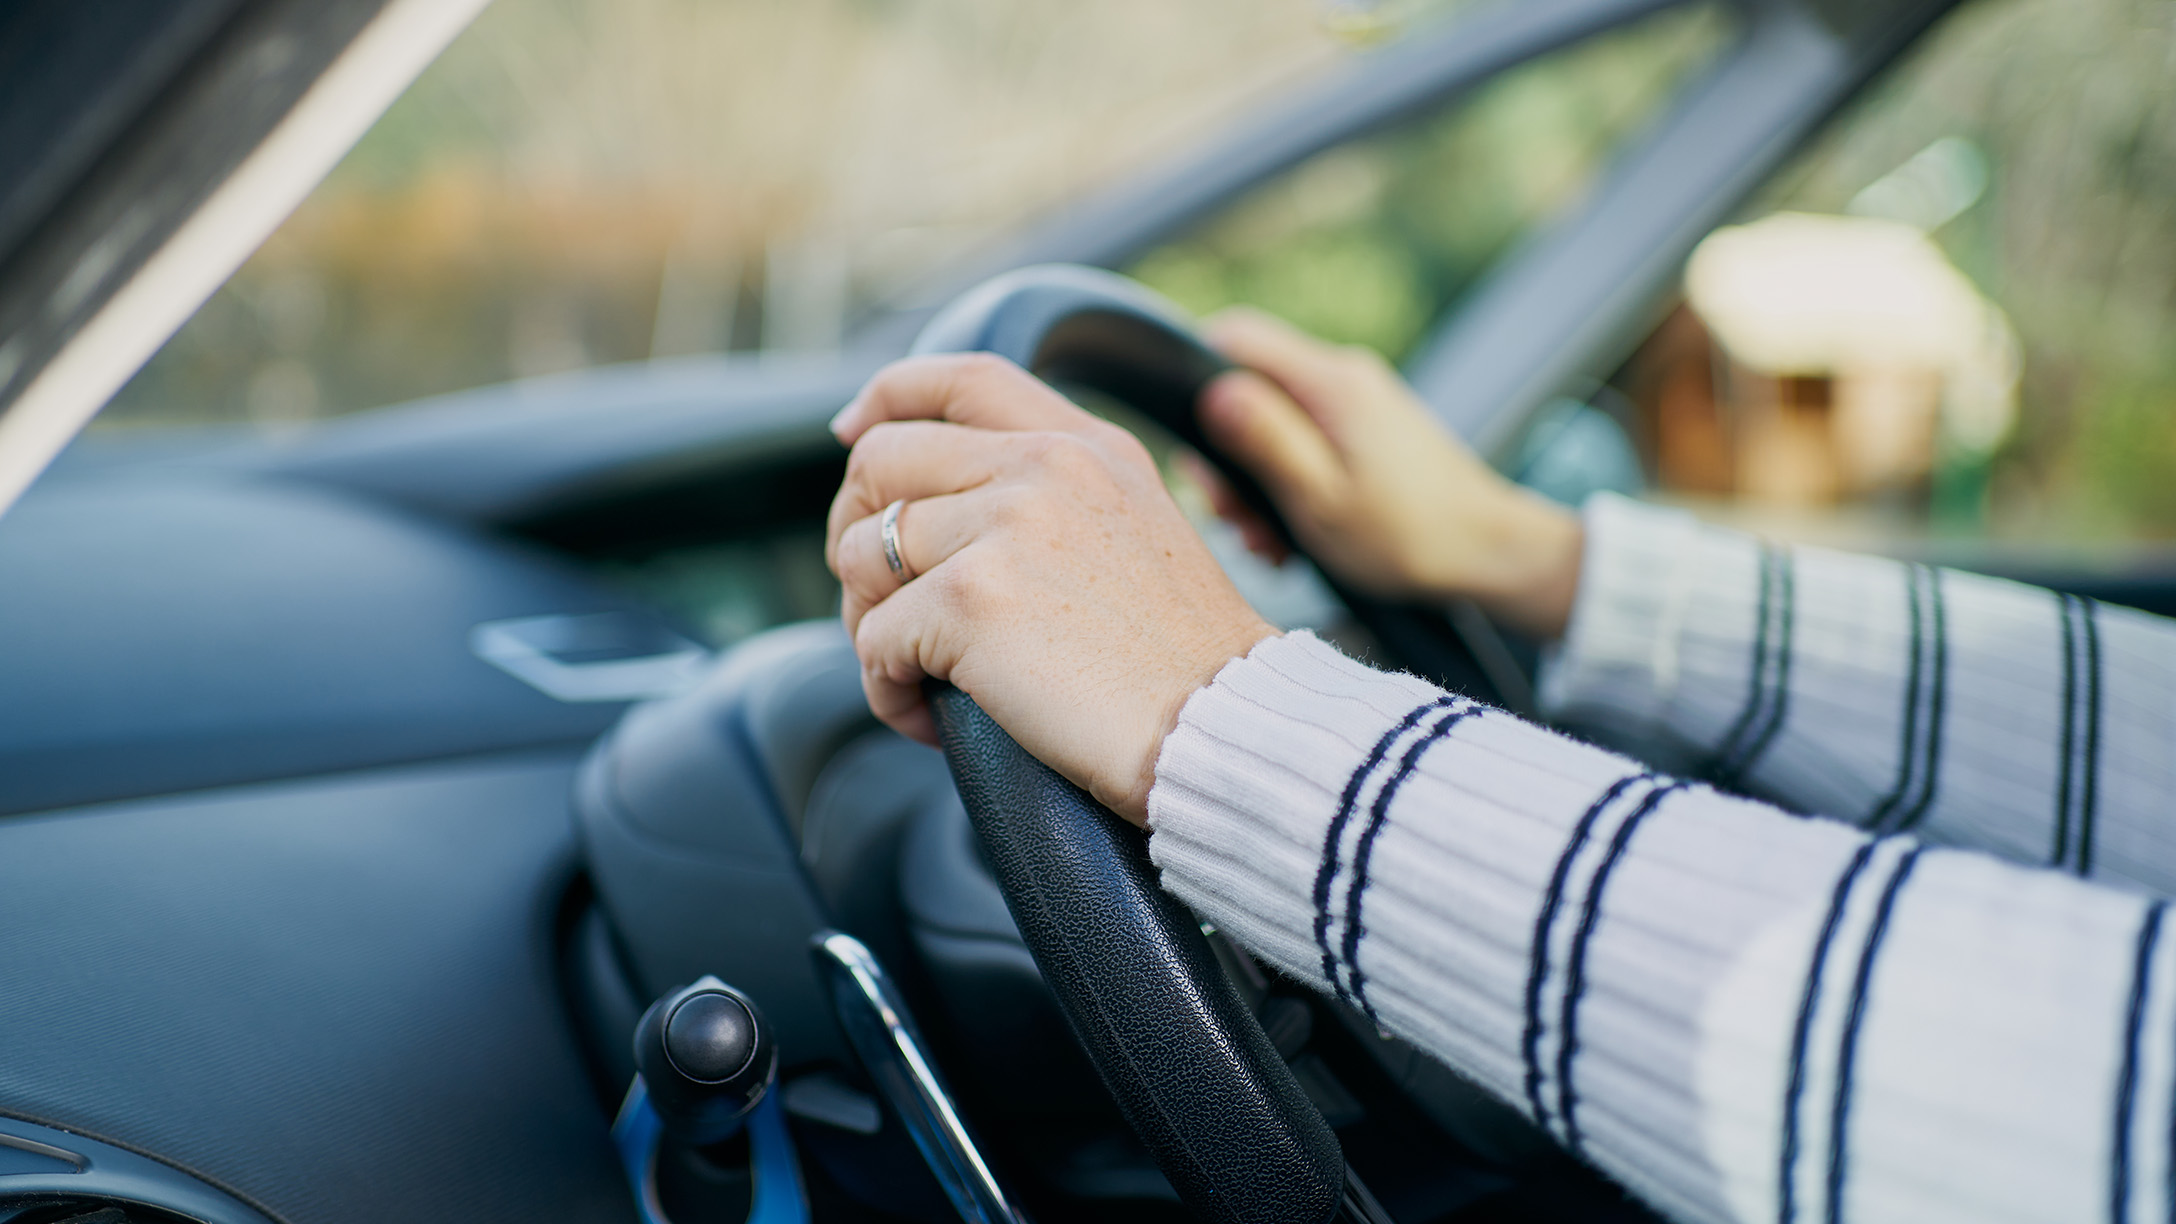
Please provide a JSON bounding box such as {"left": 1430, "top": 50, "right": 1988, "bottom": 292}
{"left": 1400, "top": 0, "right": 1966, "bottom": 455}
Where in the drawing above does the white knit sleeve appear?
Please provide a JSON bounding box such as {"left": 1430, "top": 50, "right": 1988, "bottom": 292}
{"left": 1539, "top": 493, "right": 2176, "bottom": 894}
{"left": 1149, "top": 631, "right": 2176, "bottom": 1224}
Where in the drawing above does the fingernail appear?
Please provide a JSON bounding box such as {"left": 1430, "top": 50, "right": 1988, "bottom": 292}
{"left": 828, "top": 401, "right": 857, "bottom": 440}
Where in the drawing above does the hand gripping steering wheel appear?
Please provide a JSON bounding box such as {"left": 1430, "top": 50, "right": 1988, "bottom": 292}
{"left": 909, "top": 265, "right": 1490, "bottom": 1224}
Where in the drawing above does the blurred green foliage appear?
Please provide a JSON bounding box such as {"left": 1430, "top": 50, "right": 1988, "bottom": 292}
{"left": 1756, "top": 0, "right": 2176, "bottom": 539}
{"left": 2067, "top": 366, "right": 2176, "bottom": 535}
{"left": 1127, "top": 4, "right": 1730, "bottom": 358}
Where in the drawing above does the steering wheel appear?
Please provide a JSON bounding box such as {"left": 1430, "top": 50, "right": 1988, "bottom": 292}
{"left": 908, "top": 265, "right": 1496, "bottom": 1224}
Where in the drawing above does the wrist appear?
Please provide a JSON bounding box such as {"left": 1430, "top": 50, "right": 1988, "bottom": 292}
{"left": 1108, "top": 618, "right": 1279, "bottom": 825}
{"left": 1454, "top": 492, "right": 1585, "bottom": 640}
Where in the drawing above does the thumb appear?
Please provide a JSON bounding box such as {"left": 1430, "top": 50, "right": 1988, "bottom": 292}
{"left": 1197, "top": 369, "right": 1344, "bottom": 514}
{"left": 1205, "top": 306, "right": 1369, "bottom": 438}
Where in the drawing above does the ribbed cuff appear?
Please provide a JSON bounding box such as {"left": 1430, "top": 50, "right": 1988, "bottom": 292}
{"left": 1146, "top": 631, "right": 1445, "bottom": 981}
{"left": 1537, "top": 493, "right": 1759, "bottom": 763}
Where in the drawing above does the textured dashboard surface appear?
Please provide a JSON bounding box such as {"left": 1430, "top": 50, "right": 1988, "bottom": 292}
{"left": 0, "top": 750, "right": 635, "bottom": 1224}
{"left": 0, "top": 473, "right": 644, "bottom": 814}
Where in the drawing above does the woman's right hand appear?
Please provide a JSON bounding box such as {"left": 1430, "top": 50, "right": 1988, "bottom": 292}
{"left": 1195, "top": 308, "right": 1586, "bottom": 640}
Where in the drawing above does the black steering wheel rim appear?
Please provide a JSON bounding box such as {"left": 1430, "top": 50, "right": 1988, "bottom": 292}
{"left": 907, "top": 264, "right": 1460, "bottom": 1224}
{"left": 917, "top": 265, "right": 1510, "bottom": 706}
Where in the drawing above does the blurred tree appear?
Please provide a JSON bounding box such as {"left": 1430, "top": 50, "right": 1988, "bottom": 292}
{"left": 1127, "top": 5, "right": 1731, "bottom": 360}
{"left": 1757, "top": 0, "right": 2176, "bottom": 539}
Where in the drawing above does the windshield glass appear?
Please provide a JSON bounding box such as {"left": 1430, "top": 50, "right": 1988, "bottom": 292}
{"left": 91, "top": 0, "right": 1491, "bottom": 436}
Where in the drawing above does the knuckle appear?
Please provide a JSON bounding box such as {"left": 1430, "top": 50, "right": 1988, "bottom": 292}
{"left": 841, "top": 422, "right": 913, "bottom": 497}
{"left": 931, "top": 549, "right": 1019, "bottom": 622}
{"left": 987, "top": 483, "right": 1035, "bottom": 527}
{"left": 850, "top": 613, "right": 896, "bottom": 671}
{"left": 953, "top": 351, "right": 1023, "bottom": 390}
{"left": 1033, "top": 430, "right": 1102, "bottom": 478}
{"left": 842, "top": 433, "right": 885, "bottom": 488}
{"left": 1010, "top": 430, "right": 1059, "bottom": 467}
{"left": 856, "top": 418, "right": 914, "bottom": 457}
{"left": 1103, "top": 425, "right": 1156, "bottom": 470}
{"left": 928, "top": 553, "right": 983, "bottom": 612}
{"left": 870, "top": 354, "right": 920, "bottom": 384}
{"left": 837, "top": 537, "right": 887, "bottom": 600}
{"left": 1087, "top": 416, "right": 1143, "bottom": 452}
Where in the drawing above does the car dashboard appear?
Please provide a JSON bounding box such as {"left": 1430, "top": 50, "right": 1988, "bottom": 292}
{"left": 0, "top": 354, "right": 1654, "bottom": 1224}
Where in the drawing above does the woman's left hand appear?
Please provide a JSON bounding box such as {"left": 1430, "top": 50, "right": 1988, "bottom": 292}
{"left": 826, "top": 353, "right": 1276, "bottom": 825}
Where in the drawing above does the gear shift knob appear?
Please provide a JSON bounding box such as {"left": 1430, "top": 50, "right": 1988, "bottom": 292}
{"left": 632, "top": 975, "right": 778, "bottom": 1147}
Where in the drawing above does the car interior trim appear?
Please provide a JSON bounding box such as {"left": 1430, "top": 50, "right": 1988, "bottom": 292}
{"left": 0, "top": 0, "right": 486, "bottom": 515}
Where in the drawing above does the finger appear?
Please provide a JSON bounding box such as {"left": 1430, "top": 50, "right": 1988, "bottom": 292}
{"left": 826, "top": 420, "right": 1010, "bottom": 570}
{"left": 1178, "top": 453, "right": 1289, "bottom": 565}
{"left": 850, "top": 564, "right": 970, "bottom": 746}
{"left": 1179, "top": 452, "right": 1241, "bottom": 518}
{"left": 1197, "top": 368, "right": 1344, "bottom": 513}
{"left": 1204, "top": 306, "right": 1387, "bottom": 435}
{"left": 1236, "top": 518, "right": 1290, "bottom": 566}
{"left": 829, "top": 353, "right": 1090, "bottom": 445}
{"left": 860, "top": 647, "right": 938, "bottom": 746}
{"left": 832, "top": 489, "right": 984, "bottom": 617}
{"left": 1191, "top": 455, "right": 1267, "bottom": 533}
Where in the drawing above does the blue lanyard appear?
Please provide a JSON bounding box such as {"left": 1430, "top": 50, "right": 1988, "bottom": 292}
{"left": 611, "top": 1075, "right": 808, "bottom": 1224}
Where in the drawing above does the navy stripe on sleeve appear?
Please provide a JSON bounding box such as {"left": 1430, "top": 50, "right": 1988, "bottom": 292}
{"left": 2078, "top": 598, "right": 2103, "bottom": 877}
{"left": 1824, "top": 844, "right": 1925, "bottom": 1224}
{"left": 1555, "top": 779, "right": 1687, "bottom": 1154}
{"left": 2112, "top": 901, "right": 2165, "bottom": 1224}
{"left": 2055, "top": 591, "right": 2081, "bottom": 867}
{"left": 1713, "top": 545, "right": 1796, "bottom": 788}
{"left": 1863, "top": 567, "right": 1927, "bottom": 831}
{"left": 1890, "top": 571, "right": 1946, "bottom": 833}
{"left": 1341, "top": 703, "right": 1480, "bottom": 1023}
{"left": 2052, "top": 593, "right": 2105, "bottom": 876}
{"left": 1710, "top": 543, "right": 1780, "bottom": 780}
{"left": 1777, "top": 837, "right": 1882, "bottom": 1224}
{"left": 1313, "top": 696, "right": 1456, "bottom": 1003}
{"left": 1521, "top": 770, "right": 1652, "bottom": 1133}
{"left": 1867, "top": 566, "right": 1946, "bottom": 835}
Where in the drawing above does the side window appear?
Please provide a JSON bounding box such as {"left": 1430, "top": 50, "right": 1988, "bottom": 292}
{"left": 1126, "top": 3, "right": 1733, "bottom": 362}
{"left": 1625, "top": 0, "right": 2176, "bottom": 543}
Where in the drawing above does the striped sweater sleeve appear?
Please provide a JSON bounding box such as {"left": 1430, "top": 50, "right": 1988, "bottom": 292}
{"left": 1538, "top": 493, "right": 2176, "bottom": 894}
{"left": 1147, "top": 631, "right": 2176, "bottom": 1224}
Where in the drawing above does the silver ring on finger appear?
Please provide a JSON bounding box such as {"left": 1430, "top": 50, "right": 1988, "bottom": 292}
{"left": 880, "top": 498, "right": 916, "bottom": 584}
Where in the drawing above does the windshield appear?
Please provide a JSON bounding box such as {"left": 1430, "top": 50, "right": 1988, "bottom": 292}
{"left": 91, "top": 0, "right": 1490, "bottom": 436}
